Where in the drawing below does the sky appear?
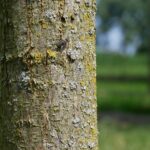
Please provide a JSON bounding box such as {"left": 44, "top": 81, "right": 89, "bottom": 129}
{"left": 96, "top": 18, "right": 139, "bottom": 55}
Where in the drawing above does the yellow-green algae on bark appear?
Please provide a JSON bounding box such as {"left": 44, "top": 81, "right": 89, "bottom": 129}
{"left": 0, "top": 0, "right": 98, "bottom": 149}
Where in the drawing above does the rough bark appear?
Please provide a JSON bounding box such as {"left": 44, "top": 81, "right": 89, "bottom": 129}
{"left": 0, "top": 0, "right": 97, "bottom": 149}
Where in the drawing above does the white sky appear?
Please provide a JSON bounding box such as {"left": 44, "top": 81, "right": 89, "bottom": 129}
{"left": 107, "top": 25, "right": 124, "bottom": 52}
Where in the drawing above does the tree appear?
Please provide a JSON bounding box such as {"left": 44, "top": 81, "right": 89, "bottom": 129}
{"left": 97, "top": 0, "right": 150, "bottom": 53}
{"left": 0, "top": 0, "right": 97, "bottom": 149}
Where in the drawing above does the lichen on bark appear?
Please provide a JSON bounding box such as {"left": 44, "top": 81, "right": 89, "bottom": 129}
{"left": 0, "top": 0, "right": 98, "bottom": 149}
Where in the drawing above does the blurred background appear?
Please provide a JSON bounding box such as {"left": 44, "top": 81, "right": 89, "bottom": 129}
{"left": 96, "top": 0, "right": 150, "bottom": 149}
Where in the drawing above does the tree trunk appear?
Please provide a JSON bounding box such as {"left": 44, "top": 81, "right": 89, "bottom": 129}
{"left": 0, "top": 0, "right": 97, "bottom": 149}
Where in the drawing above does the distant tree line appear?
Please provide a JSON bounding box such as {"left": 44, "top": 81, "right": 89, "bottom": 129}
{"left": 97, "top": 0, "right": 150, "bottom": 53}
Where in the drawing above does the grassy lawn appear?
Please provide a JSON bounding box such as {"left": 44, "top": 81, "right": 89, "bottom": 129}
{"left": 97, "top": 81, "right": 150, "bottom": 113}
{"left": 97, "top": 53, "right": 148, "bottom": 77}
{"left": 99, "top": 119, "right": 150, "bottom": 150}
{"left": 97, "top": 53, "right": 150, "bottom": 150}
{"left": 96, "top": 53, "right": 150, "bottom": 113}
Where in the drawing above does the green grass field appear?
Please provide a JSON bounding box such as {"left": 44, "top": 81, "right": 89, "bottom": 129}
{"left": 97, "top": 53, "right": 150, "bottom": 113}
{"left": 97, "top": 53, "right": 150, "bottom": 150}
{"left": 97, "top": 81, "right": 150, "bottom": 113}
{"left": 99, "top": 119, "right": 150, "bottom": 150}
{"left": 97, "top": 53, "right": 148, "bottom": 77}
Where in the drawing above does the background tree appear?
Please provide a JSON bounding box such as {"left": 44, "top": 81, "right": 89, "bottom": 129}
{"left": 97, "top": 0, "right": 150, "bottom": 53}
{"left": 0, "top": 0, "right": 97, "bottom": 149}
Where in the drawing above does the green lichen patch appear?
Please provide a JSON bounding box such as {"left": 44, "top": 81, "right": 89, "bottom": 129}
{"left": 30, "top": 51, "right": 44, "bottom": 64}
{"left": 47, "top": 49, "right": 57, "bottom": 59}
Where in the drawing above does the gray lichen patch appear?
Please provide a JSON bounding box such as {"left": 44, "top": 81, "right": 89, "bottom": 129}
{"left": 19, "top": 71, "right": 30, "bottom": 89}
{"left": 67, "top": 49, "right": 80, "bottom": 61}
{"left": 72, "top": 117, "right": 81, "bottom": 127}
{"left": 75, "top": 41, "right": 82, "bottom": 49}
{"left": 69, "top": 81, "right": 78, "bottom": 90}
{"left": 45, "top": 10, "right": 56, "bottom": 22}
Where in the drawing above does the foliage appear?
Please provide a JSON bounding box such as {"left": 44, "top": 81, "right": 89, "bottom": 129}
{"left": 97, "top": 0, "right": 150, "bottom": 53}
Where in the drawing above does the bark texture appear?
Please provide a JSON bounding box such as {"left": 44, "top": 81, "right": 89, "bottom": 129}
{"left": 0, "top": 0, "right": 97, "bottom": 149}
